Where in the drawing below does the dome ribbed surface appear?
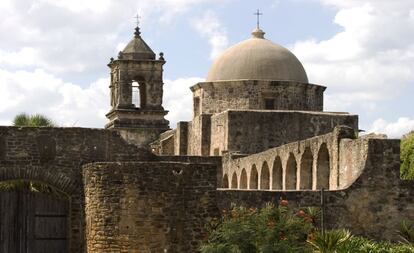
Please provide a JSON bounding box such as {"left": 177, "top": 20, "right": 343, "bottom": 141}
{"left": 206, "top": 31, "right": 308, "bottom": 83}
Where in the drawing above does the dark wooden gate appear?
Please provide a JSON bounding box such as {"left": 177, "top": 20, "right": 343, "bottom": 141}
{"left": 0, "top": 191, "right": 69, "bottom": 253}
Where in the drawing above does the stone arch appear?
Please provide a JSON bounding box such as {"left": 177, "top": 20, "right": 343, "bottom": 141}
{"left": 317, "top": 143, "right": 330, "bottom": 190}
{"left": 260, "top": 161, "right": 270, "bottom": 189}
{"left": 285, "top": 153, "right": 297, "bottom": 190}
{"left": 222, "top": 174, "right": 229, "bottom": 188}
{"left": 240, "top": 169, "right": 248, "bottom": 189}
{"left": 272, "top": 156, "right": 283, "bottom": 190}
{"left": 300, "top": 147, "right": 313, "bottom": 190}
{"left": 131, "top": 77, "right": 147, "bottom": 108}
{"left": 249, "top": 165, "right": 258, "bottom": 189}
{"left": 0, "top": 166, "right": 77, "bottom": 195}
{"left": 0, "top": 165, "right": 79, "bottom": 251}
{"left": 230, "top": 172, "right": 238, "bottom": 189}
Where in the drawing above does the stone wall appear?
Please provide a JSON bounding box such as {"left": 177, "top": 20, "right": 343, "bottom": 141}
{"left": 175, "top": 122, "right": 188, "bottom": 155}
{"left": 214, "top": 110, "right": 358, "bottom": 154}
{"left": 217, "top": 137, "right": 414, "bottom": 241}
{"left": 83, "top": 161, "right": 219, "bottom": 253}
{"left": 191, "top": 80, "right": 325, "bottom": 115}
{"left": 222, "top": 126, "right": 356, "bottom": 191}
{"left": 187, "top": 114, "right": 212, "bottom": 156}
{"left": 210, "top": 112, "right": 229, "bottom": 156}
{"left": 0, "top": 126, "right": 154, "bottom": 253}
{"left": 155, "top": 110, "right": 357, "bottom": 157}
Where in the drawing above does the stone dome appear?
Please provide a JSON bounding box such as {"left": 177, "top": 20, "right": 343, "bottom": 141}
{"left": 206, "top": 28, "right": 308, "bottom": 83}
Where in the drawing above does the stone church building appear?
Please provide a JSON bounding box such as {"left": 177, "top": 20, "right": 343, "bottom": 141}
{"left": 0, "top": 23, "right": 413, "bottom": 253}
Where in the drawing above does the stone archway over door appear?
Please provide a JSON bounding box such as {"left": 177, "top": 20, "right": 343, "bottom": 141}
{"left": 0, "top": 190, "right": 69, "bottom": 253}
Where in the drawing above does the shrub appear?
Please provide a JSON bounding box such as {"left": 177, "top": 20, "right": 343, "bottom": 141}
{"left": 398, "top": 220, "right": 414, "bottom": 245}
{"left": 401, "top": 131, "right": 414, "bottom": 179}
{"left": 307, "top": 229, "right": 352, "bottom": 253}
{"left": 201, "top": 201, "right": 315, "bottom": 253}
{"left": 12, "top": 113, "right": 56, "bottom": 127}
{"left": 308, "top": 231, "right": 414, "bottom": 253}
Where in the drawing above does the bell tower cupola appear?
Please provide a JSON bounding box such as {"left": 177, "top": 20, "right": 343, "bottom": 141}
{"left": 106, "top": 24, "right": 169, "bottom": 146}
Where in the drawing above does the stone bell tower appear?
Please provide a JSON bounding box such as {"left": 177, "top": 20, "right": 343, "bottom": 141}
{"left": 106, "top": 25, "right": 169, "bottom": 146}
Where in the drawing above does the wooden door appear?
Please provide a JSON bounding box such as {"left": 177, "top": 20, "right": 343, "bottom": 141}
{"left": 0, "top": 191, "right": 69, "bottom": 253}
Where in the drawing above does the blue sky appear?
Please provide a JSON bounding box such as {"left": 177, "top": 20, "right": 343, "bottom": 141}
{"left": 0, "top": 0, "right": 413, "bottom": 137}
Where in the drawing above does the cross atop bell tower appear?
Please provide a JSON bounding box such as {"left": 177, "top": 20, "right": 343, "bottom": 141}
{"left": 105, "top": 23, "right": 169, "bottom": 147}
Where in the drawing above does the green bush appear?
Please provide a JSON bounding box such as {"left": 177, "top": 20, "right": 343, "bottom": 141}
{"left": 307, "top": 229, "right": 352, "bottom": 253}
{"left": 308, "top": 229, "right": 414, "bottom": 253}
{"left": 401, "top": 131, "right": 414, "bottom": 180}
{"left": 201, "top": 201, "right": 315, "bottom": 253}
{"left": 398, "top": 220, "right": 414, "bottom": 245}
{"left": 201, "top": 202, "right": 414, "bottom": 253}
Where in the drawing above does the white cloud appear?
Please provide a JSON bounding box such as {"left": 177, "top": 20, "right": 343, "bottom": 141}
{"left": 368, "top": 117, "right": 414, "bottom": 138}
{"left": 0, "top": 0, "right": 217, "bottom": 76}
{"left": 163, "top": 77, "right": 204, "bottom": 127}
{"left": 291, "top": 0, "right": 414, "bottom": 112}
{"left": 0, "top": 47, "right": 39, "bottom": 67}
{"left": 192, "top": 11, "right": 229, "bottom": 60}
{"left": 0, "top": 68, "right": 109, "bottom": 127}
{"left": 0, "top": 67, "right": 201, "bottom": 128}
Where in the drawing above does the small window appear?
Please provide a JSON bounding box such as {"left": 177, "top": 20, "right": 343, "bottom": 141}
{"left": 264, "top": 98, "right": 275, "bottom": 109}
{"left": 132, "top": 81, "right": 140, "bottom": 107}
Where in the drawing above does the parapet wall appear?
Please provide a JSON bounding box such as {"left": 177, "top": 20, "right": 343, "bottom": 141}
{"left": 220, "top": 110, "right": 358, "bottom": 154}
{"left": 154, "top": 110, "right": 358, "bottom": 157}
{"left": 83, "top": 161, "right": 219, "bottom": 253}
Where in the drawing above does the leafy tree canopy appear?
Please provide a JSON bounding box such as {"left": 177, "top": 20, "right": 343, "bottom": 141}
{"left": 12, "top": 113, "right": 56, "bottom": 127}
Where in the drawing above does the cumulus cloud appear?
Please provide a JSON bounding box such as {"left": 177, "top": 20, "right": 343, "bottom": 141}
{"left": 0, "top": 68, "right": 109, "bottom": 127}
{"left": 291, "top": 0, "right": 414, "bottom": 112}
{"left": 164, "top": 77, "right": 204, "bottom": 127}
{"left": 368, "top": 117, "right": 414, "bottom": 138}
{"left": 192, "top": 11, "right": 229, "bottom": 59}
{"left": 0, "top": 0, "right": 218, "bottom": 76}
{"left": 0, "top": 0, "right": 216, "bottom": 128}
{"left": 0, "top": 67, "right": 201, "bottom": 128}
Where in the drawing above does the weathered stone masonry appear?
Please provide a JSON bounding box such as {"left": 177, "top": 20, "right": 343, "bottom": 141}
{"left": 83, "top": 162, "right": 219, "bottom": 253}
{"left": 218, "top": 137, "right": 414, "bottom": 241}
{"left": 0, "top": 126, "right": 153, "bottom": 253}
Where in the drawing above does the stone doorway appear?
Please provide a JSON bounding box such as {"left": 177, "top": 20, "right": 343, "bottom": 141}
{"left": 0, "top": 187, "right": 69, "bottom": 253}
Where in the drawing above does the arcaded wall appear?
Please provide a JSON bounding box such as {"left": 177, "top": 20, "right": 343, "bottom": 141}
{"left": 0, "top": 126, "right": 154, "bottom": 253}
{"left": 222, "top": 126, "right": 356, "bottom": 191}
{"left": 83, "top": 161, "right": 219, "bottom": 253}
{"left": 216, "top": 110, "right": 358, "bottom": 154}
{"left": 218, "top": 138, "right": 414, "bottom": 241}
{"left": 191, "top": 80, "right": 325, "bottom": 115}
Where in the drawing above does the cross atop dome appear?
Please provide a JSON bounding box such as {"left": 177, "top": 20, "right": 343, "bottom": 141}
{"left": 252, "top": 10, "right": 265, "bottom": 39}
{"left": 253, "top": 9, "right": 263, "bottom": 29}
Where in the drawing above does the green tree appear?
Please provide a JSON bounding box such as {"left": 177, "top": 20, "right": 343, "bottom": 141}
{"left": 12, "top": 113, "right": 56, "bottom": 127}
{"left": 401, "top": 131, "right": 414, "bottom": 179}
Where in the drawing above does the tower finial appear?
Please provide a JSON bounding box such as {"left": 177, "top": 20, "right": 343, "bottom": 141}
{"left": 133, "top": 13, "right": 141, "bottom": 37}
{"left": 253, "top": 9, "right": 263, "bottom": 29}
